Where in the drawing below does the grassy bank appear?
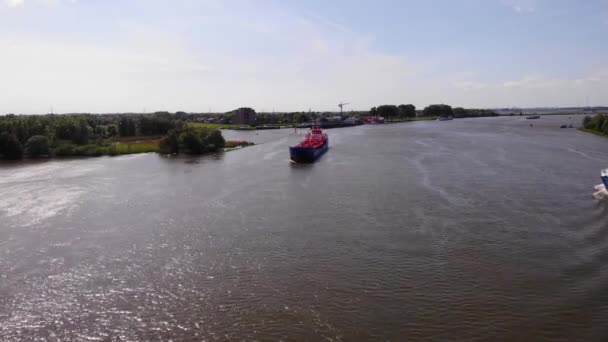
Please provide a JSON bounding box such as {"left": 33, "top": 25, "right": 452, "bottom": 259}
{"left": 579, "top": 128, "right": 608, "bottom": 138}
{"left": 51, "top": 139, "right": 254, "bottom": 157}
{"left": 110, "top": 136, "right": 161, "bottom": 154}
{"left": 0, "top": 113, "right": 254, "bottom": 160}
{"left": 110, "top": 142, "right": 160, "bottom": 155}
{"left": 225, "top": 140, "right": 255, "bottom": 148}
{"left": 223, "top": 140, "right": 255, "bottom": 152}
{"left": 52, "top": 141, "right": 160, "bottom": 157}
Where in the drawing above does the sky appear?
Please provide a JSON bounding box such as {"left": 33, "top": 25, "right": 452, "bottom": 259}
{"left": 1, "top": 0, "right": 607, "bottom": 113}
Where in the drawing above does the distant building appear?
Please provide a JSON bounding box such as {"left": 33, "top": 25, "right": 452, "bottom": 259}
{"left": 232, "top": 107, "right": 257, "bottom": 125}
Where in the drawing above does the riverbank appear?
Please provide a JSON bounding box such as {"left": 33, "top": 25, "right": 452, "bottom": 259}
{"left": 0, "top": 113, "right": 258, "bottom": 160}
{"left": 1, "top": 135, "right": 254, "bottom": 160}
{"left": 580, "top": 114, "right": 608, "bottom": 138}
{"left": 35, "top": 138, "right": 162, "bottom": 158}
{"left": 579, "top": 128, "right": 608, "bottom": 138}
{"left": 191, "top": 123, "right": 255, "bottom": 130}
{"left": 385, "top": 117, "right": 438, "bottom": 123}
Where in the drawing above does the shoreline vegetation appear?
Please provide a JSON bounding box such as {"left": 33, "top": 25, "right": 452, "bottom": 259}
{"left": 580, "top": 114, "right": 608, "bottom": 137}
{"left": 0, "top": 112, "right": 258, "bottom": 160}
{"left": 0, "top": 104, "right": 501, "bottom": 160}
{"left": 579, "top": 128, "right": 608, "bottom": 137}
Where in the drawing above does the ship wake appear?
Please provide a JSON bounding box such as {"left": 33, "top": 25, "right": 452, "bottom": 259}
{"left": 594, "top": 184, "right": 608, "bottom": 200}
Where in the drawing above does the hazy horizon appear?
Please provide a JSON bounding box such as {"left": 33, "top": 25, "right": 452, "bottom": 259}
{"left": 3, "top": 105, "right": 608, "bottom": 117}
{"left": 2, "top": 0, "right": 608, "bottom": 113}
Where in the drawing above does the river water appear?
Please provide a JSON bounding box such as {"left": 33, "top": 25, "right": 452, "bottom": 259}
{"left": 1, "top": 115, "right": 607, "bottom": 341}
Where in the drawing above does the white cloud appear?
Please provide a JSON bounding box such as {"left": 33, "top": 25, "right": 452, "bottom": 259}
{"left": 3, "top": 23, "right": 606, "bottom": 113}
{"left": 452, "top": 81, "right": 489, "bottom": 91}
{"left": 444, "top": 70, "right": 608, "bottom": 107}
{"left": 4, "top": 0, "right": 24, "bottom": 7}
{"left": 302, "top": 11, "right": 353, "bottom": 34}
{"left": 502, "top": 75, "right": 564, "bottom": 88}
{"left": 513, "top": 5, "right": 535, "bottom": 13}
{"left": 0, "top": 31, "right": 214, "bottom": 113}
{"left": 0, "top": 5, "right": 434, "bottom": 113}
{"left": 1, "top": 1, "right": 606, "bottom": 113}
{"left": 502, "top": 0, "right": 537, "bottom": 14}
{"left": 2, "top": 0, "right": 77, "bottom": 7}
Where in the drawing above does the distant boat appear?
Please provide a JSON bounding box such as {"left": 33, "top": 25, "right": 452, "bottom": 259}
{"left": 526, "top": 115, "right": 541, "bottom": 119}
{"left": 593, "top": 169, "right": 608, "bottom": 200}
{"left": 363, "top": 116, "right": 385, "bottom": 124}
{"left": 289, "top": 126, "right": 328, "bottom": 163}
{"left": 437, "top": 116, "right": 453, "bottom": 121}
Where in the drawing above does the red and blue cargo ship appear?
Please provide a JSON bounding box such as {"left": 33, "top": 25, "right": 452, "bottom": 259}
{"left": 289, "top": 127, "right": 328, "bottom": 163}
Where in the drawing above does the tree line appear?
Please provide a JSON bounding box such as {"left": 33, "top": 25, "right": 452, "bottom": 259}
{"left": 582, "top": 114, "right": 608, "bottom": 136}
{"left": 0, "top": 112, "right": 225, "bottom": 160}
{"left": 0, "top": 104, "right": 501, "bottom": 159}
{"left": 159, "top": 126, "right": 225, "bottom": 155}
{"left": 367, "top": 104, "right": 498, "bottom": 120}
{"left": 370, "top": 104, "right": 417, "bottom": 120}
{"left": 179, "top": 104, "right": 498, "bottom": 125}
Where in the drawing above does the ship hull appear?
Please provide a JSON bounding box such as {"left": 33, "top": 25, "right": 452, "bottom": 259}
{"left": 289, "top": 141, "right": 328, "bottom": 163}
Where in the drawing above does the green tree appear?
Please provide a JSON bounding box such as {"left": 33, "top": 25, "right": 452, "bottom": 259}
{"left": 175, "top": 111, "right": 189, "bottom": 120}
{"left": 72, "top": 119, "right": 90, "bottom": 145}
{"left": 602, "top": 116, "right": 608, "bottom": 134}
{"left": 159, "top": 130, "right": 180, "bottom": 154}
{"left": 583, "top": 116, "right": 593, "bottom": 129}
{"left": 370, "top": 107, "right": 378, "bottom": 116}
{"left": 119, "top": 117, "right": 136, "bottom": 136}
{"left": 423, "top": 104, "right": 453, "bottom": 117}
{"left": 0, "top": 132, "right": 24, "bottom": 160}
{"left": 398, "top": 104, "right": 416, "bottom": 118}
{"left": 377, "top": 105, "right": 399, "bottom": 121}
{"left": 179, "top": 129, "right": 205, "bottom": 154}
{"left": 453, "top": 107, "right": 467, "bottom": 118}
{"left": 205, "top": 129, "right": 225, "bottom": 151}
{"left": 0, "top": 132, "right": 5, "bottom": 157}
{"left": 106, "top": 124, "right": 118, "bottom": 137}
{"left": 25, "top": 135, "right": 50, "bottom": 157}
{"left": 140, "top": 113, "right": 175, "bottom": 135}
{"left": 587, "top": 114, "right": 605, "bottom": 131}
{"left": 582, "top": 114, "right": 608, "bottom": 135}
{"left": 295, "top": 113, "right": 310, "bottom": 123}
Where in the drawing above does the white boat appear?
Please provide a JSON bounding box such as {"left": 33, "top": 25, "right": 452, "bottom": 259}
{"left": 593, "top": 169, "right": 608, "bottom": 200}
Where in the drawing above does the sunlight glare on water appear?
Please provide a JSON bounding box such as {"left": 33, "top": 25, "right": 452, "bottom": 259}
{"left": 1, "top": 116, "right": 608, "bottom": 341}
